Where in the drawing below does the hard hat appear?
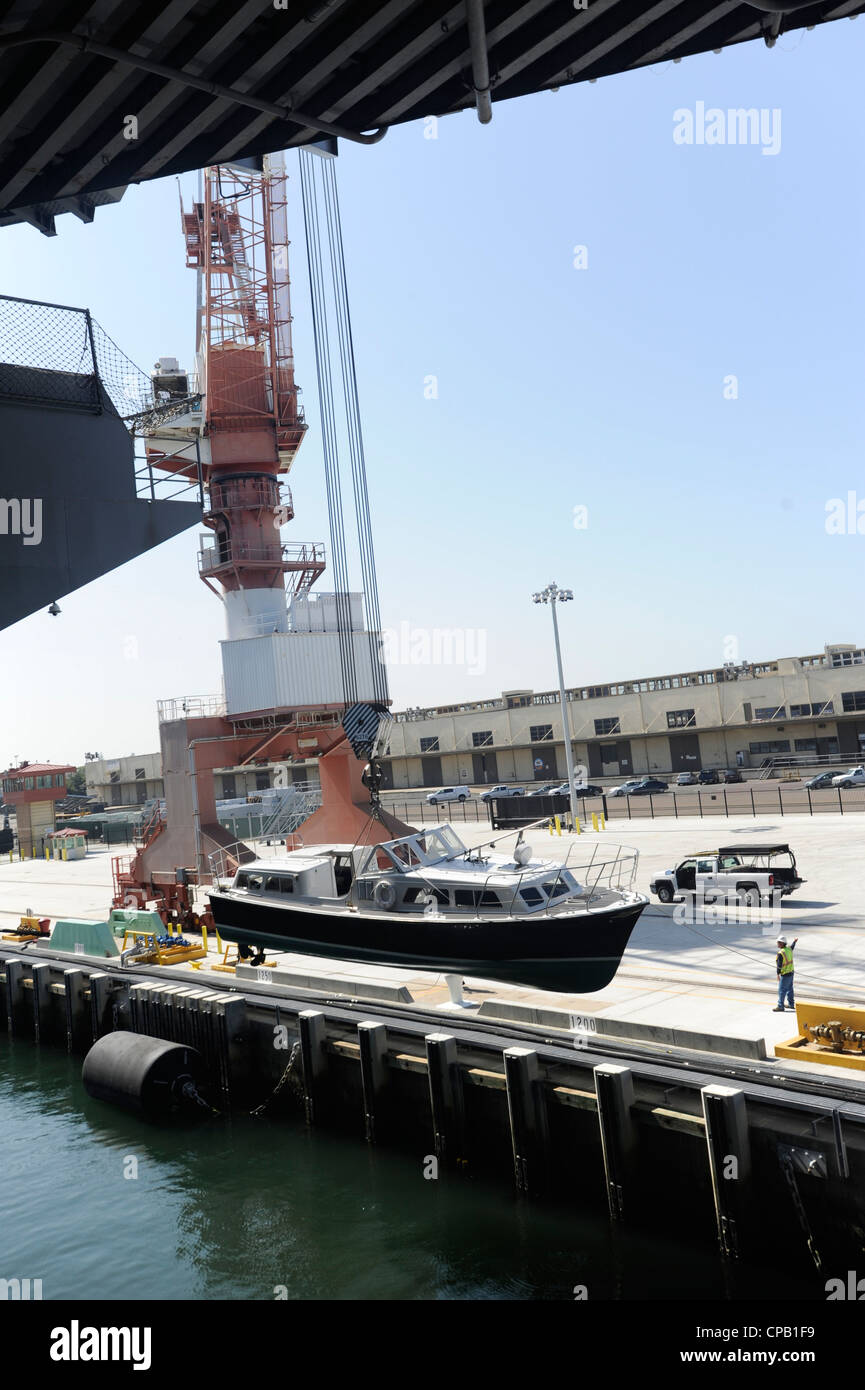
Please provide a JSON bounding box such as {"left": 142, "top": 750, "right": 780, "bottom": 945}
{"left": 776, "top": 936, "right": 787, "bottom": 945}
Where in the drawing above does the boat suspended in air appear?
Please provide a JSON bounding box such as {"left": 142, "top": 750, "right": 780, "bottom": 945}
{"left": 207, "top": 820, "right": 647, "bottom": 993}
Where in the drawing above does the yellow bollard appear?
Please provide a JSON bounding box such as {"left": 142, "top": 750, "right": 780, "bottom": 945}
{"left": 45, "top": 847, "right": 50, "bottom": 861}
{"left": 62, "top": 846, "right": 68, "bottom": 861}
{"left": 591, "top": 812, "right": 599, "bottom": 832}
{"left": 600, "top": 812, "right": 606, "bottom": 830}
{"left": 574, "top": 815, "right": 581, "bottom": 835}
{"left": 201, "top": 922, "right": 208, "bottom": 955}
{"left": 554, "top": 815, "right": 561, "bottom": 836}
{"left": 215, "top": 926, "right": 223, "bottom": 954}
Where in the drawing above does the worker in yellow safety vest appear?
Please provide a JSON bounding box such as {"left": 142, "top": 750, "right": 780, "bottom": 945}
{"left": 772, "top": 934, "right": 798, "bottom": 1012}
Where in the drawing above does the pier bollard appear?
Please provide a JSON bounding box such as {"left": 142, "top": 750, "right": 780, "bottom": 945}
{"left": 425, "top": 1032, "right": 465, "bottom": 1166}
{"left": 358, "top": 1021, "right": 389, "bottom": 1144}
{"left": 299, "top": 1010, "right": 328, "bottom": 1125}
{"left": 504, "top": 1047, "right": 549, "bottom": 1194}
{"left": 31, "top": 962, "right": 55, "bottom": 1043}
{"left": 701, "top": 1084, "right": 752, "bottom": 1260}
{"left": 88, "top": 971, "right": 115, "bottom": 1040}
{"left": 591, "top": 812, "right": 599, "bottom": 832}
{"left": 594, "top": 1063, "right": 636, "bottom": 1221}
{"left": 64, "top": 969, "right": 90, "bottom": 1053}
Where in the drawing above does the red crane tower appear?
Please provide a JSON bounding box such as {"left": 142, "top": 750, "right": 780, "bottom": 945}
{"left": 115, "top": 154, "right": 408, "bottom": 927}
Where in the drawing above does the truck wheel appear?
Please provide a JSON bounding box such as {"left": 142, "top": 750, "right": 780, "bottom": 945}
{"left": 738, "top": 884, "right": 760, "bottom": 908}
{"left": 657, "top": 884, "right": 674, "bottom": 904}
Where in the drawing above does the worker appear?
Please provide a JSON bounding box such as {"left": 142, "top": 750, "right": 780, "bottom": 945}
{"left": 772, "top": 934, "right": 798, "bottom": 1012}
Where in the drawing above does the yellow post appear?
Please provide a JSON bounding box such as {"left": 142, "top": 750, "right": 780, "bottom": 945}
{"left": 215, "top": 926, "right": 223, "bottom": 954}
{"left": 201, "top": 922, "right": 208, "bottom": 955}
{"left": 45, "top": 846, "right": 50, "bottom": 861}
{"left": 591, "top": 812, "right": 598, "bottom": 832}
{"left": 62, "top": 846, "right": 68, "bottom": 861}
{"left": 574, "top": 815, "right": 581, "bottom": 834}
{"left": 554, "top": 815, "right": 561, "bottom": 836}
{"left": 600, "top": 812, "right": 606, "bottom": 830}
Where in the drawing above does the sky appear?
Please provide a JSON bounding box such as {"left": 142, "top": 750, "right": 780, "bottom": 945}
{"left": 2, "top": 19, "right": 864, "bottom": 771}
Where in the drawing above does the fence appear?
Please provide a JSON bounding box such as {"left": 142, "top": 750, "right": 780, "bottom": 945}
{"left": 385, "top": 783, "right": 865, "bottom": 828}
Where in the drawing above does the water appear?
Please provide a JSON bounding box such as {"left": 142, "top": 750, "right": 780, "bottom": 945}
{"left": 0, "top": 1040, "right": 826, "bottom": 1301}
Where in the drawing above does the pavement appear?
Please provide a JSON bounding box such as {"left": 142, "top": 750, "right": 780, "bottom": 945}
{"left": 2, "top": 814, "right": 865, "bottom": 1078}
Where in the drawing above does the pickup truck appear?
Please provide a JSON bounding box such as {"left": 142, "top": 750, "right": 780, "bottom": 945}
{"left": 649, "top": 843, "right": 804, "bottom": 908}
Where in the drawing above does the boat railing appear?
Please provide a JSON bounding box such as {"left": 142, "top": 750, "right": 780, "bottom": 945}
{"left": 403, "top": 840, "right": 640, "bottom": 923}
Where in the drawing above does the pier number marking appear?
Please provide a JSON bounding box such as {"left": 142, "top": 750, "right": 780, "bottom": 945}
{"left": 570, "top": 1014, "right": 597, "bottom": 1034}
{"left": 257, "top": 968, "right": 273, "bottom": 983}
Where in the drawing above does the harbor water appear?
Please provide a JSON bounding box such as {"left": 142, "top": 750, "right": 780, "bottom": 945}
{"left": 0, "top": 1038, "right": 825, "bottom": 1302}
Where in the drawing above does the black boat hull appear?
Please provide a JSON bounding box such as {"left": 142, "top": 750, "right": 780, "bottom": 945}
{"left": 207, "top": 892, "right": 647, "bottom": 993}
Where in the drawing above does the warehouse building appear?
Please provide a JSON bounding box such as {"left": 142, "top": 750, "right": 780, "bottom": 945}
{"left": 381, "top": 642, "right": 865, "bottom": 789}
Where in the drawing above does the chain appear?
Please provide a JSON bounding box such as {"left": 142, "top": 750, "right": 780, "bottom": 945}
{"left": 780, "top": 1154, "right": 823, "bottom": 1272}
{"left": 249, "top": 1040, "right": 302, "bottom": 1116}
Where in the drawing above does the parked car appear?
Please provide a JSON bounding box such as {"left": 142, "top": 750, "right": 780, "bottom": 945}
{"left": 805, "top": 771, "right": 835, "bottom": 790}
{"left": 629, "top": 777, "right": 668, "bottom": 795}
{"left": 607, "top": 779, "right": 644, "bottom": 798}
{"left": 698, "top": 769, "right": 719, "bottom": 785}
{"left": 676, "top": 772, "right": 698, "bottom": 786}
{"left": 550, "top": 782, "right": 603, "bottom": 798}
{"left": 649, "top": 843, "right": 804, "bottom": 907}
{"left": 479, "top": 784, "right": 524, "bottom": 802}
{"left": 832, "top": 767, "right": 865, "bottom": 789}
{"left": 531, "top": 784, "right": 561, "bottom": 796}
{"left": 723, "top": 769, "right": 744, "bottom": 784}
{"left": 426, "top": 786, "right": 471, "bottom": 804}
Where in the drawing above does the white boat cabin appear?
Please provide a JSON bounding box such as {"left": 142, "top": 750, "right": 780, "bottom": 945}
{"left": 228, "top": 825, "right": 585, "bottom": 916}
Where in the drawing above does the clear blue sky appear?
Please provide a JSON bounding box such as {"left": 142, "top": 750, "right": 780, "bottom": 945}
{"left": 2, "top": 21, "right": 864, "bottom": 770}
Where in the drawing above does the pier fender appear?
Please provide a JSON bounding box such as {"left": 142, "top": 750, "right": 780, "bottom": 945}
{"left": 81, "top": 1033, "right": 211, "bottom": 1119}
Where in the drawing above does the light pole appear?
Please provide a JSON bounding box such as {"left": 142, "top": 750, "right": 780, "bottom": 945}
{"left": 532, "top": 583, "right": 578, "bottom": 831}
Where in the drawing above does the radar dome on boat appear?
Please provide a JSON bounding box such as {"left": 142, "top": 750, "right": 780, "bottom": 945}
{"left": 514, "top": 842, "right": 533, "bottom": 866}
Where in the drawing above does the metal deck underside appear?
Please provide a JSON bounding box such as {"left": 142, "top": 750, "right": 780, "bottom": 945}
{"left": 0, "top": 0, "right": 863, "bottom": 233}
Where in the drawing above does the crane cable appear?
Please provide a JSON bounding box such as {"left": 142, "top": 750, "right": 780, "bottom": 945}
{"left": 298, "top": 149, "right": 388, "bottom": 710}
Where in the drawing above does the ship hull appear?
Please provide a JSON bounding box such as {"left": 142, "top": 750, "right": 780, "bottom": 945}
{"left": 207, "top": 891, "right": 647, "bottom": 993}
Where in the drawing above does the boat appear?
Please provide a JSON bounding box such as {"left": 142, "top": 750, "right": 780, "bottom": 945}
{"left": 207, "top": 820, "right": 647, "bottom": 993}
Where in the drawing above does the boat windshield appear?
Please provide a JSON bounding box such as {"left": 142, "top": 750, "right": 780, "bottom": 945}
{"left": 357, "top": 824, "right": 468, "bottom": 876}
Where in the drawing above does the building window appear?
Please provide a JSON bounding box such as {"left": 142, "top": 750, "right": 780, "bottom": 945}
{"left": 419, "top": 737, "right": 439, "bottom": 753}
{"left": 109, "top": 771, "right": 120, "bottom": 783}
{"left": 529, "top": 724, "right": 553, "bottom": 742}
{"left": 666, "top": 709, "right": 696, "bottom": 728}
{"left": 790, "top": 702, "right": 834, "bottom": 718}
{"left": 594, "top": 717, "right": 620, "bottom": 736}
{"left": 472, "top": 731, "right": 493, "bottom": 747}
{"left": 754, "top": 706, "right": 786, "bottom": 721}
{"left": 255, "top": 771, "right": 270, "bottom": 790}
{"left": 135, "top": 767, "right": 146, "bottom": 780}
{"left": 748, "top": 740, "right": 791, "bottom": 754}
{"left": 841, "top": 691, "right": 865, "bottom": 712}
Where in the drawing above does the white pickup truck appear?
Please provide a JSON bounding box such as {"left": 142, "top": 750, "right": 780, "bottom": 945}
{"left": 649, "top": 843, "right": 803, "bottom": 908}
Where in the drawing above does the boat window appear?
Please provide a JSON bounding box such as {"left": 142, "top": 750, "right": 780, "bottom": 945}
{"left": 281, "top": 878, "right": 294, "bottom": 894}
{"left": 265, "top": 875, "right": 284, "bottom": 892}
{"left": 246, "top": 874, "right": 264, "bottom": 892}
{"left": 520, "top": 886, "right": 544, "bottom": 905}
{"left": 235, "top": 873, "right": 248, "bottom": 889}
{"left": 454, "top": 889, "right": 503, "bottom": 909}
{"left": 402, "top": 886, "right": 449, "bottom": 905}
{"left": 542, "top": 880, "right": 569, "bottom": 900}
